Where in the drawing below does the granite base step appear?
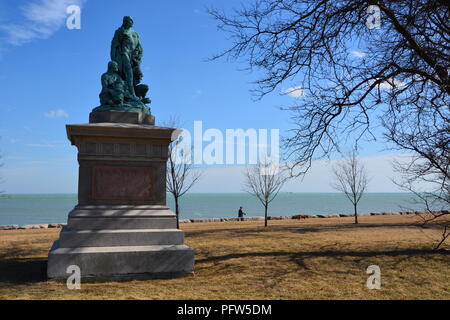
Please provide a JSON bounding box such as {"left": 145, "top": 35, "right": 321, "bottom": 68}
{"left": 67, "top": 216, "right": 177, "bottom": 230}
{"left": 47, "top": 240, "right": 195, "bottom": 279}
{"left": 59, "top": 228, "right": 184, "bottom": 248}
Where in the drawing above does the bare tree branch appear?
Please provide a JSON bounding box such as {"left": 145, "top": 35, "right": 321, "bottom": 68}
{"left": 211, "top": 0, "right": 449, "bottom": 244}
{"left": 210, "top": 0, "right": 449, "bottom": 172}
{"left": 0, "top": 139, "right": 4, "bottom": 195}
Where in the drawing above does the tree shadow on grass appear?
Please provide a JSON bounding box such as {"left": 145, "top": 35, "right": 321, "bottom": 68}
{"left": 196, "top": 249, "right": 449, "bottom": 270}
{"left": 0, "top": 244, "right": 48, "bottom": 284}
{"left": 186, "top": 222, "right": 422, "bottom": 239}
{"left": 0, "top": 257, "right": 47, "bottom": 284}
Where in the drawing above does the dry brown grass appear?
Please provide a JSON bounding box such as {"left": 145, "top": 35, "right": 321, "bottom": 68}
{"left": 0, "top": 214, "right": 448, "bottom": 300}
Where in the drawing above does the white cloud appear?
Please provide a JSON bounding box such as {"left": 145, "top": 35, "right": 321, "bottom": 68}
{"left": 350, "top": 50, "right": 367, "bottom": 58}
{"left": 0, "top": 0, "right": 85, "bottom": 46}
{"left": 369, "top": 78, "right": 407, "bottom": 90}
{"left": 3, "top": 156, "right": 26, "bottom": 160}
{"left": 25, "top": 143, "right": 55, "bottom": 148}
{"left": 23, "top": 126, "right": 33, "bottom": 133}
{"left": 192, "top": 89, "right": 203, "bottom": 99}
{"left": 44, "top": 109, "right": 68, "bottom": 118}
{"left": 282, "top": 86, "right": 306, "bottom": 99}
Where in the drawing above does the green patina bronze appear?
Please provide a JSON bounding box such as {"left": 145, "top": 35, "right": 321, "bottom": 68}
{"left": 93, "top": 16, "right": 151, "bottom": 115}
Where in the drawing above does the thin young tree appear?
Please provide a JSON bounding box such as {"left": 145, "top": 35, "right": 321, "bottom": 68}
{"left": 0, "top": 164, "right": 3, "bottom": 195}
{"left": 331, "top": 151, "right": 369, "bottom": 224}
{"left": 166, "top": 122, "right": 202, "bottom": 229}
{"left": 0, "top": 141, "right": 4, "bottom": 195}
{"left": 243, "top": 159, "right": 288, "bottom": 227}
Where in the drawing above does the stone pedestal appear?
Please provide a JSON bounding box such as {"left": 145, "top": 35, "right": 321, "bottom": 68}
{"left": 89, "top": 110, "right": 155, "bottom": 125}
{"left": 47, "top": 117, "right": 194, "bottom": 279}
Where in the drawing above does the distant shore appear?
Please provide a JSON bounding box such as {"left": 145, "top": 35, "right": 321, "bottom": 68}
{"left": 1, "top": 210, "right": 446, "bottom": 230}
{"left": 0, "top": 193, "right": 435, "bottom": 226}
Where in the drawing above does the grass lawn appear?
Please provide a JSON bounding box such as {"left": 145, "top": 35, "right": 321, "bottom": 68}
{"left": 0, "top": 214, "right": 448, "bottom": 299}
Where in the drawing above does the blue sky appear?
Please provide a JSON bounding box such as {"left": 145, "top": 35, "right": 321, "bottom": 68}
{"left": 0, "top": 0, "right": 406, "bottom": 193}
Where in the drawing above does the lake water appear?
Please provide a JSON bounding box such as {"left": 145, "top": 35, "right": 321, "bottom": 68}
{"left": 0, "top": 193, "right": 428, "bottom": 226}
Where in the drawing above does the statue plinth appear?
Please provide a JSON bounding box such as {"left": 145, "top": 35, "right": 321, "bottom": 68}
{"left": 47, "top": 116, "right": 194, "bottom": 280}
{"left": 90, "top": 110, "right": 155, "bottom": 125}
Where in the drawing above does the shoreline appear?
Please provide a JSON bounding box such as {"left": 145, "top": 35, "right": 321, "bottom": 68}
{"left": 1, "top": 210, "right": 445, "bottom": 230}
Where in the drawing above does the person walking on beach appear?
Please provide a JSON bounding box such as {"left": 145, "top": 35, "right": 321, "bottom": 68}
{"left": 238, "top": 206, "right": 246, "bottom": 221}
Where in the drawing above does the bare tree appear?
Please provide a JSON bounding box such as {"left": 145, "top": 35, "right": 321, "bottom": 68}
{"left": 243, "top": 159, "right": 288, "bottom": 227}
{"left": 166, "top": 121, "right": 202, "bottom": 229}
{"left": 389, "top": 122, "right": 449, "bottom": 249}
{"left": 0, "top": 159, "right": 3, "bottom": 194}
{"left": 210, "top": 0, "right": 449, "bottom": 238}
{"left": 331, "top": 151, "right": 369, "bottom": 224}
{"left": 210, "top": 1, "right": 449, "bottom": 172}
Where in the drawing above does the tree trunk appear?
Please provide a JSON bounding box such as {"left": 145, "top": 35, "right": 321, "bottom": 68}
{"left": 353, "top": 203, "right": 358, "bottom": 224}
{"left": 175, "top": 196, "right": 180, "bottom": 229}
{"left": 264, "top": 204, "right": 268, "bottom": 227}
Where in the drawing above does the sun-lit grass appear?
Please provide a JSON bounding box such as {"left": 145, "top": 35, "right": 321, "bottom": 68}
{"left": 0, "top": 215, "right": 448, "bottom": 299}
